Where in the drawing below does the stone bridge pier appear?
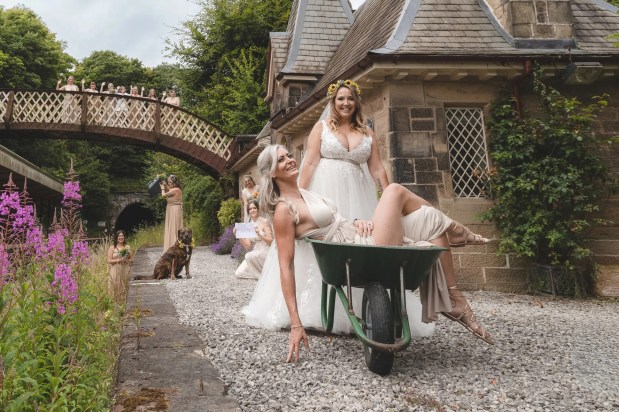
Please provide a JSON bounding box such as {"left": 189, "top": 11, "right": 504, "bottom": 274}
{"left": 107, "top": 192, "right": 156, "bottom": 234}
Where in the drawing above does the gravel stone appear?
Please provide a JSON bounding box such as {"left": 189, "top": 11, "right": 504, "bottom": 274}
{"left": 151, "top": 246, "right": 619, "bottom": 411}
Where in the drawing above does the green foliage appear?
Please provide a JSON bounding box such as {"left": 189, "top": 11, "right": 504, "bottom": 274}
{"left": 482, "top": 67, "right": 609, "bottom": 268}
{"left": 143, "top": 152, "right": 224, "bottom": 244}
{"left": 184, "top": 175, "right": 223, "bottom": 244}
{"left": 171, "top": 0, "right": 292, "bottom": 133}
{"left": 129, "top": 222, "right": 164, "bottom": 248}
{"left": 0, "top": 243, "right": 122, "bottom": 410}
{"left": 0, "top": 6, "right": 74, "bottom": 88}
{"left": 198, "top": 48, "right": 269, "bottom": 134}
{"left": 73, "top": 50, "right": 147, "bottom": 88}
{"left": 217, "top": 198, "right": 241, "bottom": 227}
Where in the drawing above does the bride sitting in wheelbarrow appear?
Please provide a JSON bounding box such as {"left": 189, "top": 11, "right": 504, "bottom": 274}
{"left": 245, "top": 144, "right": 493, "bottom": 362}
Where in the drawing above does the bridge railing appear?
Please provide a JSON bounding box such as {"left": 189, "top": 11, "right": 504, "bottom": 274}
{"left": 0, "top": 89, "right": 233, "bottom": 161}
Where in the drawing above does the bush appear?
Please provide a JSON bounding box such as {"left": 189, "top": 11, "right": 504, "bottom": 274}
{"left": 183, "top": 175, "right": 222, "bottom": 244}
{"left": 482, "top": 66, "right": 609, "bottom": 269}
{"left": 210, "top": 225, "right": 236, "bottom": 255}
{"left": 231, "top": 240, "right": 248, "bottom": 263}
{"left": 217, "top": 198, "right": 241, "bottom": 228}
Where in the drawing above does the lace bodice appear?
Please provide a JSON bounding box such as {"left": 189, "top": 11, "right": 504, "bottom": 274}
{"left": 320, "top": 120, "right": 372, "bottom": 165}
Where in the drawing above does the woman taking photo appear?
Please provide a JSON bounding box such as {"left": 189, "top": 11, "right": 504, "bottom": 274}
{"left": 160, "top": 175, "right": 183, "bottom": 251}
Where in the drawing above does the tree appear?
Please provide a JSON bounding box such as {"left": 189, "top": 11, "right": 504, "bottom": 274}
{"left": 73, "top": 50, "right": 147, "bottom": 89}
{"left": 198, "top": 48, "right": 269, "bottom": 134}
{"left": 170, "top": 0, "right": 292, "bottom": 132}
{"left": 0, "top": 5, "right": 73, "bottom": 88}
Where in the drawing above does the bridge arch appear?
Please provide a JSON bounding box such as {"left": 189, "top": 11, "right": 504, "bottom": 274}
{"left": 108, "top": 192, "right": 155, "bottom": 234}
{"left": 0, "top": 89, "right": 237, "bottom": 177}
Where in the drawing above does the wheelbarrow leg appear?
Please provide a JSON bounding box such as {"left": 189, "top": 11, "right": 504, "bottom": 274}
{"left": 345, "top": 258, "right": 354, "bottom": 315}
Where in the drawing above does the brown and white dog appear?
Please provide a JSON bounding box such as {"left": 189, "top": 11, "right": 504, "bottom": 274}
{"left": 153, "top": 228, "right": 193, "bottom": 280}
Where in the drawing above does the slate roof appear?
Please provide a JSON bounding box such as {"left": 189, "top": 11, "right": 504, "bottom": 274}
{"left": 312, "top": 0, "right": 619, "bottom": 91}
{"left": 269, "top": 32, "right": 290, "bottom": 75}
{"left": 281, "top": 0, "right": 354, "bottom": 75}
{"left": 396, "top": 0, "right": 514, "bottom": 53}
{"left": 572, "top": 0, "right": 619, "bottom": 51}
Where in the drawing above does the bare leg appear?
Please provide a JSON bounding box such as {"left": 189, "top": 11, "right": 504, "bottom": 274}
{"left": 431, "top": 234, "right": 494, "bottom": 345}
{"left": 371, "top": 184, "right": 427, "bottom": 245}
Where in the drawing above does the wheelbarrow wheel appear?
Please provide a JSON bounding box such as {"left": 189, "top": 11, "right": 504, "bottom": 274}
{"left": 362, "top": 282, "right": 394, "bottom": 375}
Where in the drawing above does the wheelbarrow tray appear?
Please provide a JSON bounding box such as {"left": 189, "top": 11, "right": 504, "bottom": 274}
{"left": 307, "top": 239, "right": 445, "bottom": 291}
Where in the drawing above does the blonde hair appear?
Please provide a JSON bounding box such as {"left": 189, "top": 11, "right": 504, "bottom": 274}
{"left": 256, "top": 144, "right": 298, "bottom": 223}
{"left": 327, "top": 83, "right": 366, "bottom": 134}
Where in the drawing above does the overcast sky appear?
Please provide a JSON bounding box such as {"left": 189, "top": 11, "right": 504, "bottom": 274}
{"left": 1, "top": 0, "right": 366, "bottom": 68}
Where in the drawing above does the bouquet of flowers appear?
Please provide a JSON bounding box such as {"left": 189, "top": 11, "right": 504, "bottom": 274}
{"left": 117, "top": 248, "right": 130, "bottom": 258}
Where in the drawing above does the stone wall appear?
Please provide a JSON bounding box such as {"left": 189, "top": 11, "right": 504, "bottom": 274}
{"left": 485, "top": 0, "right": 574, "bottom": 38}
{"left": 271, "top": 76, "right": 619, "bottom": 296}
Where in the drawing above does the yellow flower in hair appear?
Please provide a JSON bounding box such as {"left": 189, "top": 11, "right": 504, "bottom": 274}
{"left": 327, "top": 79, "right": 362, "bottom": 97}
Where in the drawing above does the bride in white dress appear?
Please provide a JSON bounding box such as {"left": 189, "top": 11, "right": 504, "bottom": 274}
{"left": 244, "top": 80, "right": 435, "bottom": 336}
{"left": 250, "top": 145, "right": 494, "bottom": 361}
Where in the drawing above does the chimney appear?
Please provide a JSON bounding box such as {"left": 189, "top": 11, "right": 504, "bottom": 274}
{"left": 486, "top": 0, "right": 574, "bottom": 39}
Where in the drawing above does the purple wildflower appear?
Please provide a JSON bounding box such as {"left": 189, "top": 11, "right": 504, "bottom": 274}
{"left": 50, "top": 263, "right": 78, "bottom": 315}
{"left": 210, "top": 226, "right": 236, "bottom": 255}
{"left": 12, "top": 204, "right": 36, "bottom": 234}
{"left": 24, "top": 226, "right": 46, "bottom": 261}
{"left": 0, "top": 191, "right": 20, "bottom": 215}
{"left": 62, "top": 181, "right": 82, "bottom": 208}
{"left": 47, "top": 229, "right": 68, "bottom": 261}
{"left": 70, "top": 240, "right": 90, "bottom": 265}
{"left": 230, "top": 240, "right": 247, "bottom": 263}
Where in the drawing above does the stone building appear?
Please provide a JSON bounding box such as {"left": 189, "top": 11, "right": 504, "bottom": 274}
{"left": 229, "top": 0, "right": 619, "bottom": 295}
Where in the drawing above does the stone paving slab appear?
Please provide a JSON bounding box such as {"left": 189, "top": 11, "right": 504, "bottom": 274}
{"left": 113, "top": 248, "right": 241, "bottom": 411}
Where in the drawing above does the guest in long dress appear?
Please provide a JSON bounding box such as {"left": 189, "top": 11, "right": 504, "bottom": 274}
{"left": 162, "top": 89, "right": 180, "bottom": 106}
{"left": 101, "top": 82, "right": 115, "bottom": 126}
{"left": 241, "top": 175, "right": 260, "bottom": 222}
{"left": 160, "top": 175, "right": 183, "bottom": 251}
{"left": 82, "top": 80, "right": 100, "bottom": 124}
{"left": 234, "top": 199, "right": 273, "bottom": 279}
{"left": 127, "top": 86, "right": 143, "bottom": 128}
{"left": 107, "top": 230, "right": 132, "bottom": 303}
{"left": 56, "top": 76, "right": 79, "bottom": 123}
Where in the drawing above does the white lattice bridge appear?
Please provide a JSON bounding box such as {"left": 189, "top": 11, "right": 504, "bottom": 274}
{"left": 0, "top": 89, "right": 236, "bottom": 176}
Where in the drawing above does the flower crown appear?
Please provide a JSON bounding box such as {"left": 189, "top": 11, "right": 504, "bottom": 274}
{"left": 327, "top": 79, "right": 361, "bottom": 98}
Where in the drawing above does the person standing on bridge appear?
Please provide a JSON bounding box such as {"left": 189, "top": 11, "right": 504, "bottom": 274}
{"left": 160, "top": 175, "right": 183, "bottom": 252}
{"left": 56, "top": 76, "right": 79, "bottom": 123}
{"left": 128, "top": 86, "right": 143, "bottom": 128}
{"left": 82, "top": 80, "right": 100, "bottom": 124}
{"left": 162, "top": 89, "right": 180, "bottom": 106}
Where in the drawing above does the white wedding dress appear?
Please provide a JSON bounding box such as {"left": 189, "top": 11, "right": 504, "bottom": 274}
{"left": 242, "top": 121, "right": 435, "bottom": 337}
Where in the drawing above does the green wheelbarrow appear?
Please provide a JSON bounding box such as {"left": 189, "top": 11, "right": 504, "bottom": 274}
{"left": 307, "top": 238, "right": 447, "bottom": 375}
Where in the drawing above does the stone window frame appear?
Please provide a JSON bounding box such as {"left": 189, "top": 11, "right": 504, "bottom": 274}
{"left": 444, "top": 106, "right": 491, "bottom": 198}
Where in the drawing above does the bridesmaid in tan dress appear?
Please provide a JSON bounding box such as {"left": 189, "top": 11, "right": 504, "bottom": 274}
{"left": 160, "top": 175, "right": 183, "bottom": 251}
{"left": 107, "top": 230, "right": 132, "bottom": 303}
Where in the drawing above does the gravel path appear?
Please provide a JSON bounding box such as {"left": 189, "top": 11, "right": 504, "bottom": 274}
{"left": 147, "top": 247, "right": 618, "bottom": 411}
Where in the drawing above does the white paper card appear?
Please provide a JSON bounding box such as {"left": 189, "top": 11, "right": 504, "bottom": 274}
{"left": 235, "top": 222, "right": 256, "bottom": 239}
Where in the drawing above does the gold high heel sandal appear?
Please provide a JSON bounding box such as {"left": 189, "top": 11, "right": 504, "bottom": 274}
{"left": 447, "top": 221, "right": 490, "bottom": 248}
{"left": 441, "top": 287, "right": 494, "bottom": 345}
